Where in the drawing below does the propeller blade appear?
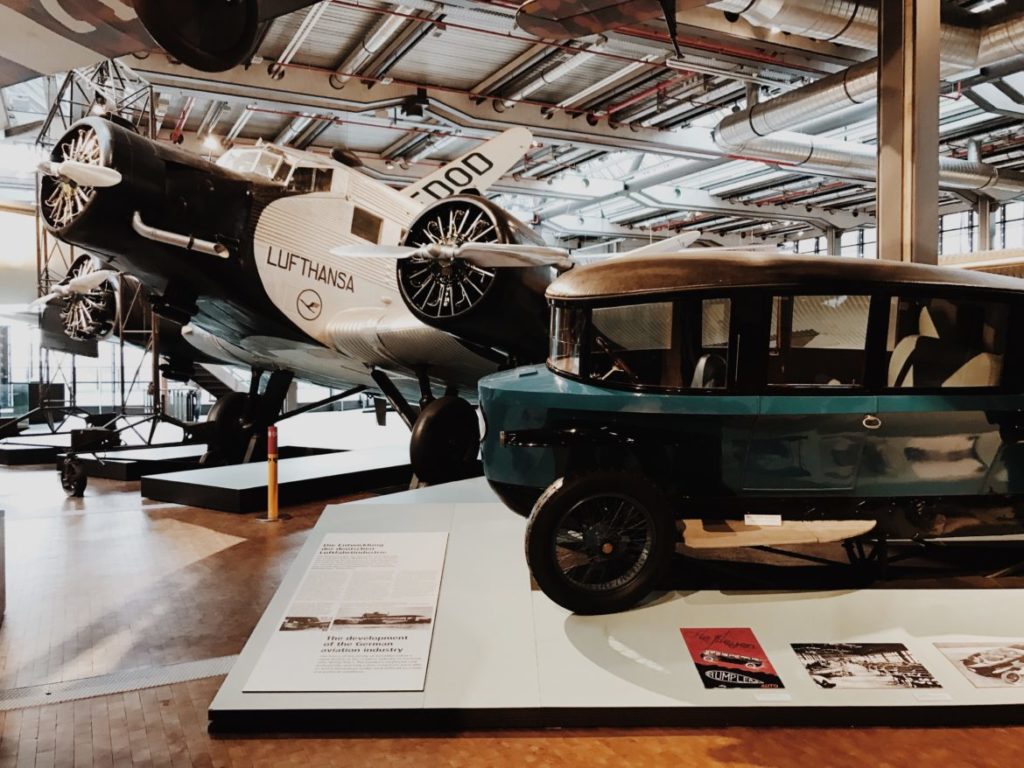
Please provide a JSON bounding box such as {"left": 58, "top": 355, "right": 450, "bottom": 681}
{"left": 28, "top": 292, "right": 60, "bottom": 311}
{"left": 330, "top": 245, "right": 416, "bottom": 259}
{"left": 456, "top": 243, "right": 573, "bottom": 269}
{"left": 67, "top": 269, "right": 118, "bottom": 293}
{"left": 38, "top": 160, "right": 122, "bottom": 188}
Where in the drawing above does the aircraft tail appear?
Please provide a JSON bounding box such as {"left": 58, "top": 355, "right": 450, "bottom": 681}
{"left": 403, "top": 127, "right": 532, "bottom": 204}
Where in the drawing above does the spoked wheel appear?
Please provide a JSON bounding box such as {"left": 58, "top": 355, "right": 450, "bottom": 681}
{"left": 526, "top": 472, "right": 676, "bottom": 615}
{"left": 60, "top": 455, "right": 87, "bottom": 497}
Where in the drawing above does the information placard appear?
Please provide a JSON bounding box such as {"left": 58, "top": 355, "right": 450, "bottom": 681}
{"left": 244, "top": 531, "right": 448, "bottom": 692}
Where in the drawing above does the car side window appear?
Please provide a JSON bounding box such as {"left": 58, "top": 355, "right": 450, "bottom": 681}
{"left": 767, "top": 294, "right": 870, "bottom": 387}
{"left": 886, "top": 296, "right": 1007, "bottom": 389}
{"left": 585, "top": 298, "right": 731, "bottom": 390}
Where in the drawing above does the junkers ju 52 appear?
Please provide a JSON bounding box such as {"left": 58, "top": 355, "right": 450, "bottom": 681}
{"left": 479, "top": 252, "right": 1024, "bottom": 614}
{"left": 38, "top": 115, "right": 555, "bottom": 482}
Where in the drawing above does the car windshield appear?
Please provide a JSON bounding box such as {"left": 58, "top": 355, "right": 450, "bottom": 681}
{"left": 548, "top": 297, "right": 731, "bottom": 390}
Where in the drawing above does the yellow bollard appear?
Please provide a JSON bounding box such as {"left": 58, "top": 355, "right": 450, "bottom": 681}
{"left": 260, "top": 425, "right": 282, "bottom": 523}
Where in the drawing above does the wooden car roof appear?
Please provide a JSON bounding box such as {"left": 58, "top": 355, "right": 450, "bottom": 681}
{"left": 547, "top": 251, "right": 1024, "bottom": 302}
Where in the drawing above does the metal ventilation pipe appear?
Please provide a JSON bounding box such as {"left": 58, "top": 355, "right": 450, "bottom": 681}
{"left": 503, "top": 43, "right": 606, "bottom": 107}
{"left": 329, "top": 5, "right": 418, "bottom": 89}
{"left": 710, "top": 3, "right": 1024, "bottom": 196}
{"left": 727, "top": 130, "right": 1024, "bottom": 196}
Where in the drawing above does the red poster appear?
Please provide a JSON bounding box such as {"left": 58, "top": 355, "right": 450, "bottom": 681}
{"left": 681, "top": 628, "right": 784, "bottom": 689}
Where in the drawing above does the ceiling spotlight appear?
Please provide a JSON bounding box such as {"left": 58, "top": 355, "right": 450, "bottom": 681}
{"left": 203, "top": 135, "right": 221, "bottom": 151}
{"left": 91, "top": 102, "right": 107, "bottom": 116}
{"left": 385, "top": 160, "right": 395, "bottom": 170}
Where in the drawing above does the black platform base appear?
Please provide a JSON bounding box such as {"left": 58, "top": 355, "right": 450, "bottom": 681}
{"left": 57, "top": 445, "right": 337, "bottom": 482}
{"left": 141, "top": 447, "right": 413, "bottom": 513}
{"left": 0, "top": 443, "right": 62, "bottom": 466}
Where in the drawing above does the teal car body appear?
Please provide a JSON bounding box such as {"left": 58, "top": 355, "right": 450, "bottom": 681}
{"left": 479, "top": 253, "right": 1024, "bottom": 540}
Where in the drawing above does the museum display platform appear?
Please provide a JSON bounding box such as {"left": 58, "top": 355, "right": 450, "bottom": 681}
{"left": 0, "top": 432, "right": 71, "bottom": 465}
{"left": 142, "top": 447, "right": 413, "bottom": 513}
{"left": 59, "top": 444, "right": 338, "bottom": 481}
{"left": 209, "top": 479, "right": 1024, "bottom": 731}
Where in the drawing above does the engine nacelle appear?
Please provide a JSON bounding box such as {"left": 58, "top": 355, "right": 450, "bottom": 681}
{"left": 132, "top": 0, "right": 321, "bottom": 72}
{"left": 40, "top": 117, "right": 257, "bottom": 300}
{"left": 397, "top": 195, "right": 555, "bottom": 363}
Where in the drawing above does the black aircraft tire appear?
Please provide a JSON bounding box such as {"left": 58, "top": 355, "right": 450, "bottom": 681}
{"left": 206, "top": 392, "right": 252, "bottom": 462}
{"left": 61, "top": 456, "right": 87, "bottom": 497}
{"left": 525, "top": 472, "right": 676, "bottom": 615}
{"left": 409, "top": 396, "right": 480, "bottom": 485}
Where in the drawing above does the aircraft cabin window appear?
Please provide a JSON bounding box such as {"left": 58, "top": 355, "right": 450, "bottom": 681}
{"left": 252, "top": 151, "right": 281, "bottom": 180}
{"left": 886, "top": 296, "right": 1007, "bottom": 389}
{"left": 352, "top": 207, "right": 383, "bottom": 243}
{"left": 767, "top": 294, "right": 870, "bottom": 387}
{"left": 272, "top": 161, "right": 293, "bottom": 183}
{"left": 581, "top": 298, "right": 731, "bottom": 390}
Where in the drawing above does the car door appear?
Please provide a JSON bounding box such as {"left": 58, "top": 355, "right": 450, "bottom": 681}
{"left": 856, "top": 294, "right": 1018, "bottom": 497}
{"left": 741, "top": 293, "right": 878, "bottom": 494}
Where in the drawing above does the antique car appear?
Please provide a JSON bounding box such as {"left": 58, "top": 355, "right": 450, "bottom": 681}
{"left": 478, "top": 252, "right": 1024, "bottom": 614}
{"left": 963, "top": 644, "right": 1024, "bottom": 684}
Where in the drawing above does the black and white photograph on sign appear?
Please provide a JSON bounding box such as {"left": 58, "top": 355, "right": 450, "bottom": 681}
{"left": 791, "top": 643, "right": 942, "bottom": 690}
{"left": 280, "top": 616, "right": 331, "bottom": 632}
{"left": 244, "top": 531, "right": 448, "bottom": 693}
{"left": 935, "top": 641, "right": 1024, "bottom": 688}
{"left": 334, "top": 606, "right": 434, "bottom": 628}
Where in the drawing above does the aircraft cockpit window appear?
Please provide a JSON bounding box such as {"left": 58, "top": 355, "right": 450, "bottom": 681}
{"left": 253, "top": 152, "right": 281, "bottom": 179}
{"left": 272, "top": 161, "right": 293, "bottom": 183}
{"left": 286, "top": 166, "right": 334, "bottom": 193}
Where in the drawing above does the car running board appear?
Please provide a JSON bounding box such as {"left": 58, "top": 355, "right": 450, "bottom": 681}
{"left": 681, "top": 519, "right": 878, "bottom": 549}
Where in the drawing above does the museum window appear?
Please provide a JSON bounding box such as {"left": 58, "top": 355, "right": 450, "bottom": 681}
{"left": 996, "top": 202, "right": 1024, "bottom": 250}
{"left": 351, "top": 207, "right": 383, "bottom": 244}
{"left": 767, "top": 294, "right": 870, "bottom": 387}
{"left": 583, "top": 297, "right": 731, "bottom": 390}
{"left": 939, "top": 211, "right": 975, "bottom": 256}
{"left": 885, "top": 296, "right": 1007, "bottom": 389}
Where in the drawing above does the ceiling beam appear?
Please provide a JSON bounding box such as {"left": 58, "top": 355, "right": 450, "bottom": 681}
{"left": 129, "top": 53, "right": 724, "bottom": 160}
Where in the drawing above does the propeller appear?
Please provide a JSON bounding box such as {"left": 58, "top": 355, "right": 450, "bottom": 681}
{"left": 331, "top": 242, "right": 573, "bottom": 269}
{"left": 29, "top": 269, "right": 119, "bottom": 311}
{"left": 38, "top": 160, "right": 122, "bottom": 189}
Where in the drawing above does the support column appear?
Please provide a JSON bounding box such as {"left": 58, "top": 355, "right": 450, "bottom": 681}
{"left": 876, "top": 0, "right": 941, "bottom": 264}
{"left": 825, "top": 226, "right": 842, "bottom": 257}
{"left": 977, "top": 199, "right": 994, "bottom": 252}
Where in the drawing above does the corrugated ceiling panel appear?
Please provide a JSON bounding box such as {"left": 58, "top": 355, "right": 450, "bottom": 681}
{"left": 387, "top": 28, "right": 534, "bottom": 91}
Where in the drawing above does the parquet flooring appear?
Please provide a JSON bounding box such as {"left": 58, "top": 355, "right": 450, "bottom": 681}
{"left": 1, "top": 463, "right": 1023, "bottom": 767}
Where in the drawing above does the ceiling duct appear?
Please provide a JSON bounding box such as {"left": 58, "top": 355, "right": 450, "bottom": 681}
{"left": 709, "top": 3, "right": 1024, "bottom": 196}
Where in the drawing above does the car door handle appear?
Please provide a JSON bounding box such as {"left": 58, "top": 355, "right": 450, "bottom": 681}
{"left": 862, "top": 414, "right": 882, "bottom": 430}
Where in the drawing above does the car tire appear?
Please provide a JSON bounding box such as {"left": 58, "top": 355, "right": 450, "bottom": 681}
{"left": 525, "top": 471, "right": 676, "bottom": 615}
{"left": 1002, "top": 669, "right": 1023, "bottom": 685}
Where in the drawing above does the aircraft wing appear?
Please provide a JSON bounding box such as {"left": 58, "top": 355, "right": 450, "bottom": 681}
{"left": 403, "top": 127, "right": 533, "bottom": 204}
{"left": 0, "top": 1, "right": 151, "bottom": 87}
{"left": 516, "top": 0, "right": 709, "bottom": 41}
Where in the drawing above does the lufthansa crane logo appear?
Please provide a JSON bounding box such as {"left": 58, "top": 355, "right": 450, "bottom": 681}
{"left": 296, "top": 289, "right": 323, "bottom": 321}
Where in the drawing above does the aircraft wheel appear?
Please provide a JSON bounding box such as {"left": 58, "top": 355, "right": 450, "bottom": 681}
{"left": 206, "top": 392, "right": 251, "bottom": 463}
{"left": 525, "top": 472, "right": 676, "bottom": 615}
{"left": 61, "top": 456, "right": 87, "bottom": 497}
{"left": 409, "top": 396, "right": 480, "bottom": 485}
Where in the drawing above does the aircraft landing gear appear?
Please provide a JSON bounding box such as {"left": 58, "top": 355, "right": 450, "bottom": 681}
{"left": 61, "top": 455, "right": 87, "bottom": 497}
{"left": 202, "top": 369, "right": 295, "bottom": 465}
{"left": 371, "top": 368, "right": 481, "bottom": 486}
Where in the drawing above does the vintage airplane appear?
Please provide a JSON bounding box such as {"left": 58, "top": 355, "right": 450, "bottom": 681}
{"left": 37, "top": 114, "right": 699, "bottom": 482}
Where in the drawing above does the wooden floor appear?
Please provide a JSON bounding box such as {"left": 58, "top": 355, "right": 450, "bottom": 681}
{"left": 1, "top": 464, "right": 1023, "bottom": 767}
